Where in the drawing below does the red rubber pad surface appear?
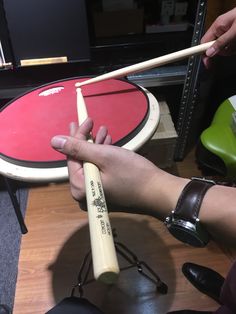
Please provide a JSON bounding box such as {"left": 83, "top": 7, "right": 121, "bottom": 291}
{"left": 0, "top": 78, "right": 148, "bottom": 164}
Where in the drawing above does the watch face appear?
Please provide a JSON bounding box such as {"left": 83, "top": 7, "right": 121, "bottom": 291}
{"left": 165, "top": 218, "right": 209, "bottom": 247}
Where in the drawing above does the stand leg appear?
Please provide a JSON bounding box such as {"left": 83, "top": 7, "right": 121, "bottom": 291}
{"left": 71, "top": 250, "right": 93, "bottom": 297}
{"left": 115, "top": 241, "right": 168, "bottom": 294}
{"left": 73, "top": 231, "right": 168, "bottom": 296}
{"left": 4, "top": 177, "right": 28, "bottom": 234}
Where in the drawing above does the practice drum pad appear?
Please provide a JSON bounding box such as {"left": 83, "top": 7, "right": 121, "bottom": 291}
{"left": 0, "top": 78, "right": 160, "bottom": 182}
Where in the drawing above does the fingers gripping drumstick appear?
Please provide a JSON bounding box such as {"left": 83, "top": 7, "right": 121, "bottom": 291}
{"left": 76, "top": 87, "right": 119, "bottom": 284}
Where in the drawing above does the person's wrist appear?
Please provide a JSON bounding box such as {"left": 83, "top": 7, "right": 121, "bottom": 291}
{"left": 161, "top": 175, "right": 190, "bottom": 218}
{"left": 146, "top": 172, "right": 190, "bottom": 220}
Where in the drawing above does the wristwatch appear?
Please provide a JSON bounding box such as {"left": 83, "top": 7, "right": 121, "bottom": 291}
{"left": 164, "top": 177, "right": 215, "bottom": 247}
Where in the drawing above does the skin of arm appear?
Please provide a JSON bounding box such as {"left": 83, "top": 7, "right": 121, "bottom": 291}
{"left": 201, "top": 7, "right": 236, "bottom": 68}
{"left": 51, "top": 118, "right": 236, "bottom": 246}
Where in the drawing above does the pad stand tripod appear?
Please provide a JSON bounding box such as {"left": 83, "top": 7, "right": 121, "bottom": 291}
{"left": 71, "top": 229, "right": 168, "bottom": 298}
{"left": 4, "top": 177, "right": 28, "bottom": 234}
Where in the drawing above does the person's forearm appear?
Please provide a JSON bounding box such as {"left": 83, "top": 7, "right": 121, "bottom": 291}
{"left": 150, "top": 177, "right": 236, "bottom": 245}
{"left": 200, "top": 185, "right": 236, "bottom": 245}
{"left": 116, "top": 174, "right": 236, "bottom": 246}
{"left": 109, "top": 172, "right": 189, "bottom": 220}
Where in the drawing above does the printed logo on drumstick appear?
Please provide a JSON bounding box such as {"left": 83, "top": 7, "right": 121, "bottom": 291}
{"left": 93, "top": 197, "right": 106, "bottom": 213}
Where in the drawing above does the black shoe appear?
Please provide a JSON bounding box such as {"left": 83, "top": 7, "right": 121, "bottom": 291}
{"left": 167, "top": 310, "right": 212, "bottom": 314}
{"left": 182, "top": 262, "right": 224, "bottom": 303}
{"left": 0, "top": 304, "right": 11, "bottom": 314}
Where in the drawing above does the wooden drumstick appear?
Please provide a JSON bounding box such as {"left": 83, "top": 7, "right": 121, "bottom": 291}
{"left": 75, "top": 41, "right": 215, "bottom": 87}
{"left": 76, "top": 87, "right": 119, "bottom": 284}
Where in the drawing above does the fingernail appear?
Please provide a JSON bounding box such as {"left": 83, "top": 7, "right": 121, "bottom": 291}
{"left": 51, "top": 136, "right": 67, "bottom": 149}
{"left": 206, "top": 47, "right": 217, "bottom": 57}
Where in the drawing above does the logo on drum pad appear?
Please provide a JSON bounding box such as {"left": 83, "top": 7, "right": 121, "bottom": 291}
{"left": 39, "top": 86, "right": 64, "bottom": 96}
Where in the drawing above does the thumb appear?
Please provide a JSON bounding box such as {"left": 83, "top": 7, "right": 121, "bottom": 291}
{"left": 206, "top": 28, "right": 235, "bottom": 57}
{"left": 51, "top": 136, "right": 69, "bottom": 151}
{"left": 51, "top": 135, "right": 103, "bottom": 165}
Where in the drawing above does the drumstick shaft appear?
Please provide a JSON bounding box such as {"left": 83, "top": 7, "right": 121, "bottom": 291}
{"left": 75, "top": 41, "right": 215, "bottom": 87}
{"left": 76, "top": 88, "right": 119, "bottom": 284}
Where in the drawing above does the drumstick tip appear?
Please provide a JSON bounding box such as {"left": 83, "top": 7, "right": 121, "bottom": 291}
{"left": 75, "top": 82, "right": 82, "bottom": 88}
{"left": 76, "top": 87, "right": 84, "bottom": 98}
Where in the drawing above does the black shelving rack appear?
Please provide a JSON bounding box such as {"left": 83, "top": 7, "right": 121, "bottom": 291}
{"left": 174, "top": 0, "right": 208, "bottom": 160}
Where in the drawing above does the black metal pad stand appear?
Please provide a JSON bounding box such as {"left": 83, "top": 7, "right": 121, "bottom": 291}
{"left": 71, "top": 230, "right": 168, "bottom": 298}
{"left": 4, "top": 177, "right": 28, "bottom": 234}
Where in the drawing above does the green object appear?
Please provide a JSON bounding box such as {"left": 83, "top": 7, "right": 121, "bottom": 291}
{"left": 200, "top": 96, "right": 236, "bottom": 177}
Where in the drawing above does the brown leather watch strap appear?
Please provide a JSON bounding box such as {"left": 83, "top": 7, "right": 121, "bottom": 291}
{"left": 174, "top": 178, "right": 215, "bottom": 223}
